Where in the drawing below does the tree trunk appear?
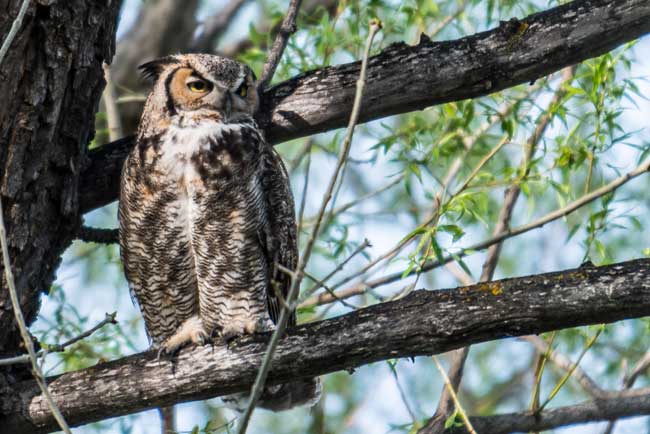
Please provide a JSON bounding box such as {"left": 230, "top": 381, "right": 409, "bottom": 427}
{"left": 0, "top": 0, "right": 120, "bottom": 359}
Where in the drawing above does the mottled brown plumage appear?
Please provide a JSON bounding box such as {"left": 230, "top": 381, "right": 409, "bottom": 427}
{"left": 119, "top": 54, "right": 320, "bottom": 411}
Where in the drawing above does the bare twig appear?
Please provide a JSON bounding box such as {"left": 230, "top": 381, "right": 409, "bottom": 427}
{"left": 235, "top": 21, "right": 382, "bottom": 434}
{"left": 530, "top": 332, "right": 555, "bottom": 428}
{"left": 538, "top": 325, "right": 604, "bottom": 412}
{"left": 158, "top": 406, "right": 175, "bottom": 434}
{"left": 296, "top": 142, "right": 312, "bottom": 243}
{"left": 301, "top": 176, "right": 404, "bottom": 227}
{"left": 481, "top": 66, "right": 575, "bottom": 278}
{"left": 102, "top": 63, "right": 123, "bottom": 142}
{"left": 626, "top": 350, "right": 650, "bottom": 389}
{"left": 444, "top": 263, "right": 474, "bottom": 286}
{"left": 1, "top": 190, "right": 73, "bottom": 434}
{"left": 0, "top": 0, "right": 30, "bottom": 65}
{"left": 289, "top": 138, "right": 315, "bottom": 172}
{"left": 301, "top": 270, "right": 359, "bottom": 310}
{"left": 454, "top": 134, "right": 509, "bottom": 195}
{"left": 301, "top": 238, "right": 371, "bottom": 301}
{"left": 257, "top": 0, "right": 303, "bottom": 91}
{"left": 77, "top": 226, "right": 119, "bottom": 244}
{"left": 0, "top": 312, "right": 117, "bottom": 366}
{"left": 432, "top": 356, "right": 477, "bottom": 434}
{"left": 191, "top": 0, "right": 250, "bottom": 52}
{"left": 521, "top": 335, "right": 607, "bottom": 399}
{"left": 389, "top": 365, "right": 418, "bottom": 423}
{"left": 428, "top": 1, "right": 467, "bottom": 39}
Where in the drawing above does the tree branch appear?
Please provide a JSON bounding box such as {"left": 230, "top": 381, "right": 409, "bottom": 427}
{"left": 257, "top": 0, "right": 302, "bottom": 91}
{"left": 76, "top": 226, "right": 119, "bottom": 245}
{"left": 447, "top": 391, "right": 650, "bottom": 434}
{"left": 4, "top": 258, "right": 650, "bottom": 433}
{"left": 80, "top": 0, "right": 650, "bottom": 214}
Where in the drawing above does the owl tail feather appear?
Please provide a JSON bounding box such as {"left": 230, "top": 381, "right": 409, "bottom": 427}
{"left": 222, "top": 377, "right": 322, "bottom": 413}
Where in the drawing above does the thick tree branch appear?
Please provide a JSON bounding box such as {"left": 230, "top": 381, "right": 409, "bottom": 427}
{"left": 447, "top": 391, "right": 650, "bottom": 434}
{"left": 80, "top": 0, "right": 650, "bottom": 214}
{"left": 4, "top": 258, "right": 650, "bottom": 433}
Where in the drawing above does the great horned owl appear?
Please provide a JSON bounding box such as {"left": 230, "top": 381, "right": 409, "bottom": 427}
{"left": 118, "top": 53, "right": 320, "bottom": 411}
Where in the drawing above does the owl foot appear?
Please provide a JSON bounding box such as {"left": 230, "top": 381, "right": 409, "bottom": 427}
{"left": 221, "top": 318, "right": 273, "bottom": 344}
{"left": 158, "top": 316, "right": 208, "bottom": 357}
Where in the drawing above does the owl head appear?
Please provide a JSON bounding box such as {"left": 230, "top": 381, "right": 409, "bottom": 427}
{"left": 138, "top": 54, "right": 258, "bottom": 125}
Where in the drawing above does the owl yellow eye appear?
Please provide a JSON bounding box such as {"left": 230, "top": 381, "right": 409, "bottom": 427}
{"left": 187, "top": 80, "right": 208, "bottom": 92}
{"left": 235, "top": 82, "right": 248, "bottom": 98}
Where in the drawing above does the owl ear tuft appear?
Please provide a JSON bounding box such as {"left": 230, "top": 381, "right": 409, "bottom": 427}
{"left": 138, "top": 56, "right": 180, "bottom": 81}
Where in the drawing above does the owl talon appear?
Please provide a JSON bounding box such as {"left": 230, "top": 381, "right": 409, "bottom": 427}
{"left": 221, "top": 326, "right": 243, "bottom": 345}
{"left": 158, "top": 315, "right": 207, "bottom": 354}
{"left": 221, "top": 318, "right": 273, "bottom": 345}
{"left": 156, "top": 346, "right": 166, "bottom": 362}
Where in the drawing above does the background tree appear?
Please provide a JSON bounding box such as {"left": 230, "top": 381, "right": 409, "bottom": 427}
{"left": 1, "top": 0, "right": 650, "bottom": 433}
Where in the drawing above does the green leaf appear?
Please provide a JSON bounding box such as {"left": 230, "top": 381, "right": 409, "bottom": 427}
{"left": 439, "top": 224, "right": 465, "bottom": 242}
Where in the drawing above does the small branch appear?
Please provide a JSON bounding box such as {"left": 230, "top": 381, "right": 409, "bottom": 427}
{"left": 521, "top": 335, "right": 607, "bottom": 399}
{"left": 190, "top": 0, "right": 250, "bottom": 52}
{"left": 301, "top": 176, "right": 403, "bottom": 227}
{"left": 0, "top": 312, "right": 117, "bottom": 366}
{"left": 390, "top": 365, "right": 418, "bottom": 423}
{"left": 102, "top": 63, "right": 123, "bottom": 142}
{"left": 0, "top": 0, "right": 30, "bottom": 65}
{"left": 158, "top": 406, "right": 175, "bottom": 434}
{"left": 0, "top": 194, "right": 73, "bottom": 434}
{"left": 538, "top": 326, "right": 604, "bottom": 412}
{"left": 296, "top": 141, "right": 312, "bottom": 243}
{"left": 77, "top": 226, "right": 119, "bottom": 244}
{"left": 301, "top": 238, "right": 371, "bottom": 302}
{"left": 625, "top": 350, "right": 650, "bottom": 389}
{"left": 302, "top": 270, "right": 359, "bottom": 310}
{"left": 256, "top": 0, "right": 303, "bottom": 91}
{"left": 432, "top": 356, "right": 477, "bottom": 434}
{"left": 428, "top": 1, "right": 467, "bottom": 39}
{"left": 235, "top": 20, "right": 381, "bottom": 434}
{"left": 454, "top": 134, "right": 509, "bottom": 195}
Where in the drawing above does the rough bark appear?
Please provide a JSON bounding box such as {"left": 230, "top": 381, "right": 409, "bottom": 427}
{"left": 3, "top": 258, "right": 650, "bottom": 433}
{"left": 79, "top": 0, "right": 650, "bottom": 214}
{"left": 0, "top": 0, "right": 121, "bottom": 358}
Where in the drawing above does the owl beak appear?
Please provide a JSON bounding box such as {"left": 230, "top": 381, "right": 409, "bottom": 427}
{"left": 204, "top": 87, "right": 232, "bottom": 121}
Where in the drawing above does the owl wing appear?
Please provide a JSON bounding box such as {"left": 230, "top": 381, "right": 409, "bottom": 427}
{"left": 260, "top": 146, "right": 298, "bottom": 327}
